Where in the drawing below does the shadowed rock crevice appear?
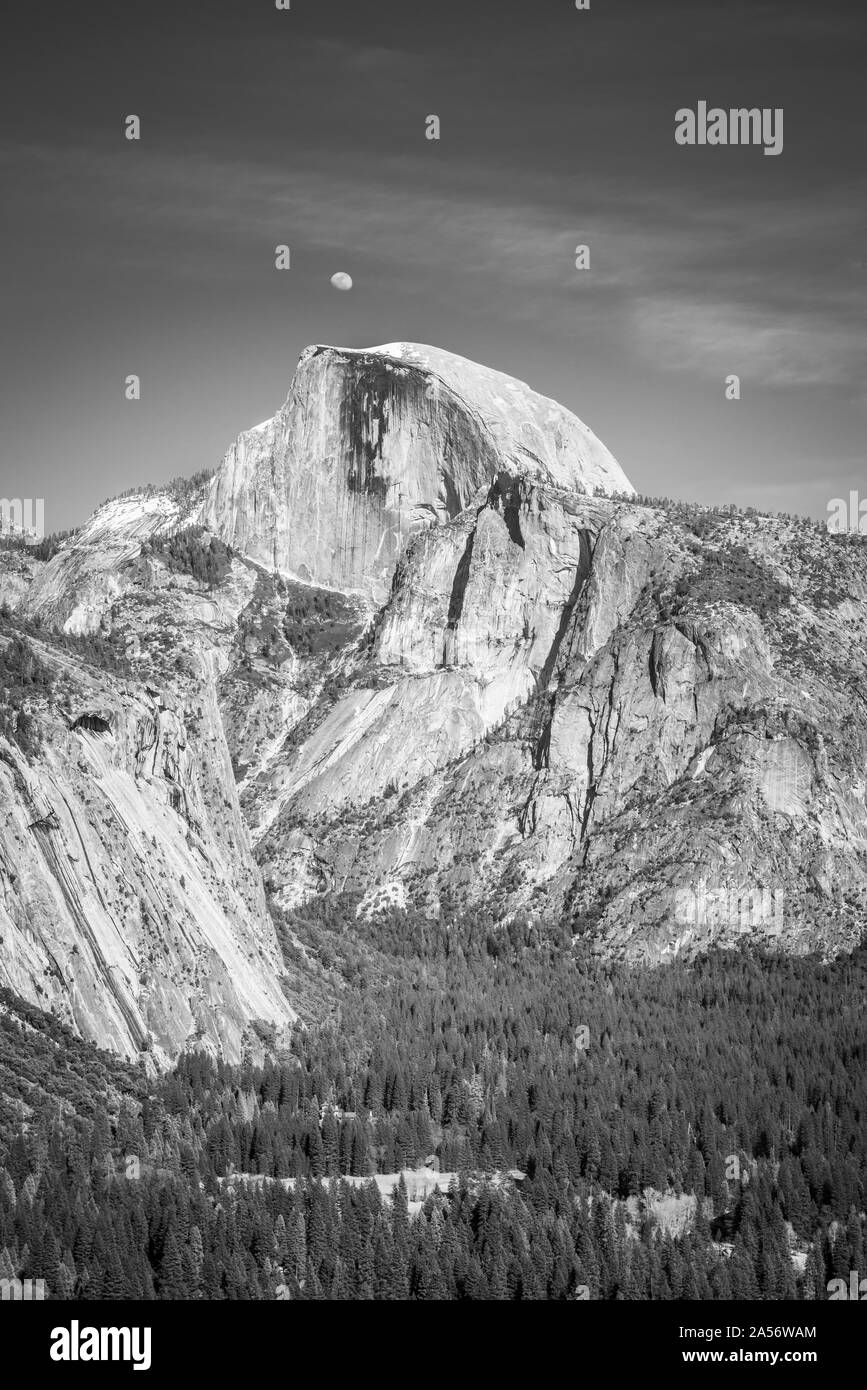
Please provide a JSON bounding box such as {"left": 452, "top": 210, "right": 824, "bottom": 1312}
{"left": 533, "top": 532, "right": 594, "bottom": 769}
{"left": 490, "top": 473, "right": 526, "bottom": 549}
{"left": 446, "top": 528, "right": 476, "bottom": 632}
{"left": 649, "top": 630, "right": 664, "bottom": 700}
{"left": 71, "top": 712, "right": 112, "bottom": 735}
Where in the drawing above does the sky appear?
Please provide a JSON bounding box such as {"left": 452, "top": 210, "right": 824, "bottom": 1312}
{"left": 1, "top": 0, "right": 865, "bottom": 533}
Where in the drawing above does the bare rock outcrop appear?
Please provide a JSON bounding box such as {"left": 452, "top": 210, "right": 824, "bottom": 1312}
{"left": 0, "top": 569, "right": 296, "bottom": 1067}
{"left": 252, "top": 490, "right": 867, "bottom": 964}
{"left": 201, "top": 343, "right": 633, "bottom": 600}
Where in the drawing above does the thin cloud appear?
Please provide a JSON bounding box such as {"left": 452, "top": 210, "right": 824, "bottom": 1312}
{"left": 631, "top": 296, "right": 865, "bottom": 388}
{"left": 2, "top": 139, "right": 864, "bottom": 391}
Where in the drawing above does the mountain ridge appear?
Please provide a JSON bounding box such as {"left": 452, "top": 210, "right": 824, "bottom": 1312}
{"left": 1, "top": 342, "right": 865, "bottom": 1066}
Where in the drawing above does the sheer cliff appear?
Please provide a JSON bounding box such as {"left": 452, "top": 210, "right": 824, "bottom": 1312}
{"left": 0, "top": 550, "right": 296, "bottom": 1068}
{"left": 201, "top": 342, "right": 633, "bottom": 599}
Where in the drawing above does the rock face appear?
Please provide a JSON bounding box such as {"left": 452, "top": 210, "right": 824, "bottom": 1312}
{"left": 3, "top": 339, "right": 866, "bottom": 1066}
{"left": 1, "top": 550, "right": 296, "bottom": 1068}
{"left": 201, "top": 343, "right": 633, "bottom": 600}
{"left": 249, "top": 483, "right": 867, "bottom": 965}
{"left": 20, "top": 487, "right": 208, "bottom": 635}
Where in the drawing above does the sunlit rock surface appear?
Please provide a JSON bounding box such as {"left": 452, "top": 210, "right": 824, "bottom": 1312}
{"left": 201, "top": 343, "right": 633, "bottom": 600}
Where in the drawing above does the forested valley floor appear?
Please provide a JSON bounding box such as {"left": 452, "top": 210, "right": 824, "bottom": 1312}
{"left": 1, "top": 901, "right": 865, "bottom": 1300}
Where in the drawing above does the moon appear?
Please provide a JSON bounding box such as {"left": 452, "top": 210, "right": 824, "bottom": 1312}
{"left": 330, "top": 272, "right": 353, "bottom": 291}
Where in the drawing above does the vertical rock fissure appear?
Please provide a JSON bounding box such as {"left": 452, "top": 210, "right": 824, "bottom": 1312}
{"left": 533, "top": 531, "right": 593, "bottom": 770}
{"left": 446, "top": 528, "right": 477, "bottom": 633}
{"left": 490, "top": 473, "right": 526, "bottom": 549}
